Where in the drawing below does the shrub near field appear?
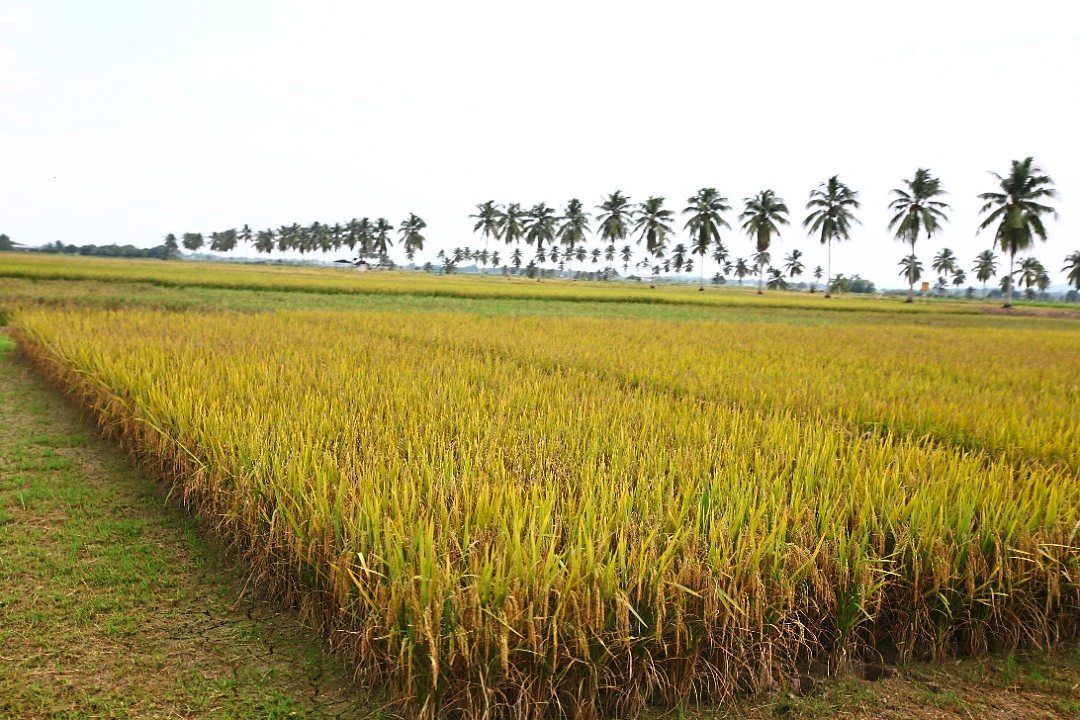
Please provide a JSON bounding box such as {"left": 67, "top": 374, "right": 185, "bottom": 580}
{"left": 11, "top": 307, "right": 1080, "bottom": 718}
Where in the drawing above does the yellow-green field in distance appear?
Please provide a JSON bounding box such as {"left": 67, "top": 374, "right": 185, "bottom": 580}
{"left": 0, "top": 251, "right": 1025, "bottom": 313}
{"left": 2, "top": 252, "right": 1078, "bottom": 718}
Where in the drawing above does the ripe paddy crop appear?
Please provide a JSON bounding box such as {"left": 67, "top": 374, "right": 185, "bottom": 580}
{"left": 10, "top": 303, "right": 1078, "bottom": 718}
{"left": 0, "top": 252, "right": 990, "bottom": 314}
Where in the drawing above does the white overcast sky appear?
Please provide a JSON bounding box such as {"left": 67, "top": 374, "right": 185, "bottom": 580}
{"left": 1, "top": 0, "right": 1078, "bottom": 286}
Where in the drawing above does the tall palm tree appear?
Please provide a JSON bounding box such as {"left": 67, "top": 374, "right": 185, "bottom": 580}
{"left": 619, "top": 244, "right": 633, "bottom": 274}
{"left": 597, "top": 191, "right": 633, "bottom": 250}
{"left": 711, "top": 241, "right": 729, "bottom": 273}
{"left": 766, "top": 267, "right": 789, "bottom": 290}
{"left": 782, "top": 249, "right": 804, "bottom": 279}
{"left": 510, "top": 247, "right": 523, "bottom": 272}
{"left": 399, "top": 213, "right": 427, "bottom": 262}
{"left": 502, "top": 203, "right": 526, "bottom": 249}
{"left": 752, "top": 250, "right": 771, "bottom": 278}
{"left": 1014, "top": 256, "right": 1043, "bottom": 298}
{"left": 740, "top": 190, "right": 789, "bottom": 294}
{"left": 898, "top": 255, "right": 923, "bottom": 290}
{"left": 733, "top": 257, "right": 751, "bottom": 285}
{"left": 1064, "top": 251, "right": 1080, "bottom": 291}
{"left": 972, "top": 250, "right": 998, "bottom": 295}
{"left": 354, "top": 218, "right": 374, "bottom": 260}
{"left": 977, "top": 157, "right": 1058, "bottom": 308}
{"left": 804, "top": 176, "right": 860, "bottom": 298}
{"left": 254, "top": 229, "right": 275, "bottom": 254}
{"left": 557, "top": 199, "right": 591, "bottom": 274}
{"left": 671, "top": 244, "right": 688, "bottom": 272}
{"left": 238, "top": 224, "right": 253, "bottom": 248}
{"left": 932, "top": 248, "right": 958, "bottom": 280}
{"left": 633, "top": 197, "right": 675, "bottom": 282}
{"left": 888, "top": 169, "right": 950, "bottom": 302}
{"left": 683, "top": 187, "right": 731, "bottom": 291}
{"left": 523, "top": 203, "right": 557, "bottom": 253}
{"left": 373, "top": 218, "right": 394, "bottom": 261}
{"left": 181, "top": 232, "right": 204, "bottom": 252}
{"left": 470, "top": 201, "right": 504, "bottom": 273}
{"left": 163, "top": 233, "right": 179, "bottom": 259}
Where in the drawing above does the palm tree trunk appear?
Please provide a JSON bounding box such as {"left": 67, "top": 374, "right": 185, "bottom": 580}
{"left": 905, "top": 237, "right": 916, "bottom": 303}
{"left": 824, "top": 239, "right": 833, "bottom": 298}
{"left": 1004, "top": 252, "right": 1014, "bottom": 308}
{"left": 699, "top": 253, "right": 705, "bottom": 291}
{"left": 758, "top": 265, "right": 764, "bottom": 294}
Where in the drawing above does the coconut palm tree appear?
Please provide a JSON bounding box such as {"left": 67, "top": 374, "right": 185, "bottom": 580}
{"left": 810, "top": 266, "right": 823, "bottom": 293}
{"left": 633, "top": 196, "right": 674, "bottom": 258}
{"left": 671, "top": 243, "right": 688, "bottom": 272}
{"left": 932, "top": 248, "right": 958, "bottom": 283}
{"left": 239, "top": 224, "right": 253, "bottom": 248}
{"left": 558, "top": 199, "right": 591, "bottom": 274}
{"left": 373, "top": 218, "right": 394, "bottom": 261}
{"left": 399, "top": 213, "right": 426, "bottom": 262}
{"left": 733, "top": 257, "right": 751, "bottom": 285}
{"left": 1064, "top": 251, "right": 1080, "bottom": 291}
{"left": 683, "top": 187, "right": 732, "bottom": 291}
{"left": 254, "top": 229, "right": 275, "bottom": 254}
{"left": 523, "top": 203, "right": 557, "bottom": 251}
{"left": 597, "top": 191, "right": 633, "bottom": 251}
{"left": 633, "top": 197, "right": 674, "bottom": 285}
{"left": 1015, "top": 256, "right": 1043, "bottom": 298}
{"left": 573, "top": 245, "right": 587, "bottom": 266}
{"left": 502, "top": 203, "right": 526, "bottom": 249}
{"left": 752, "top": 250, "right": 771, "bottom": 279}
{"left": 803, "top": 176, "right": 860, "bottom": 298}
{"left": 952, "top": 269, "right": 966, "bottom": 288}
{"left": 1036, "top": 266, "right": 1050, "bottom": 298}
{"left": 972, "top": 250, "right": 998, "bottom": 295}
{"left": 977, "top": 157, "right": 1058, "bottom": 308}
{"left": 766, "top": 267, "right": 789, "bottom": 290}
{"left": 740, "top": 190, "right": 789, "bottom": 294}
{"left": 782, "top": 249, "right": 804, "bottom": 279}
{"left": 558, "top": 198, "right": 591, "bottom": 249}
{"left": 889, "top": 169, "right": 950, "bottom": 302}
{"left": 898, "top": 255, "right": 923, "bottom": 291}
{"left": 620, "top": 244, "right": 633, "bottom": 274}
{"left": 356, "top": 219, "right": 375, "bottom": 260}
{"left": 163, "top": 233, "right": 179, "bottom": 259}
{"left": 711, "top": 242, "right": 729, "bottom": 273}
{"left": 510, "top": 247, "right": 523, "bottom": 272}
{"left": 470, "top": 201, "right": 504, "bottom": 273}
{"left": 181, "top": 232, "right": 204, "bottom": 252}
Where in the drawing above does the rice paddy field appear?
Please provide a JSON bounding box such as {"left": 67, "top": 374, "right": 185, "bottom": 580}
{"left": 2, "top": 252, "right": 1078, "bottom": 718}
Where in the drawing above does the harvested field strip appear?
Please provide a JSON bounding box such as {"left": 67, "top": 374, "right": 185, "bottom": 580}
{"left": 11, "top": 307, "right": 1079, "bottom": 718}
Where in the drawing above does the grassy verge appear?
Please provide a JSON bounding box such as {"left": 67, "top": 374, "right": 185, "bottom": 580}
{"left": 0, "top": 332, "right": 378, "bottom": 719}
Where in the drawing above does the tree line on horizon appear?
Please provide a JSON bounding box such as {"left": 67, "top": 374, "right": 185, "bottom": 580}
{"left": 62, "top": 155, "right": 1074, "bottom": 306}
{"left": 163, "top": 214, "right": 430, "bottom": 264}
{"left": 464, "top": 157, "right": 1074, "bottom": 307}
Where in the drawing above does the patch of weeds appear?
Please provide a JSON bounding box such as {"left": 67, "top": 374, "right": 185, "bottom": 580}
{"left": 924, "top": 687, "right": 968, "bottom": 711}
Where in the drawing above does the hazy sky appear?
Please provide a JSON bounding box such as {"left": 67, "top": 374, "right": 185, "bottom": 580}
{"left": 2, "top": 0, "right": 1078, "bottom": 286}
